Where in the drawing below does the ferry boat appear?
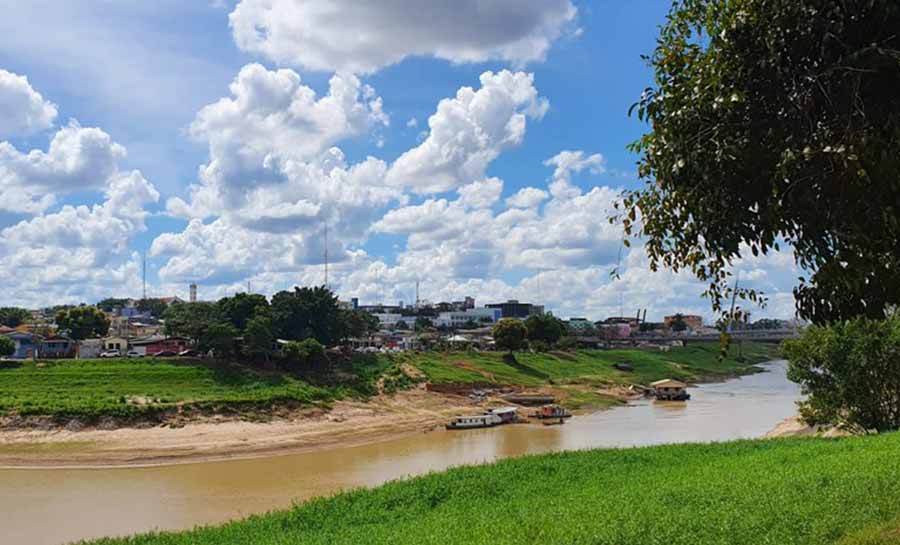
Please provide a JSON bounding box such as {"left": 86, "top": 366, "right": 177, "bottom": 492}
{"left": 445, "top": 414, "right": 502, "bottom": 430}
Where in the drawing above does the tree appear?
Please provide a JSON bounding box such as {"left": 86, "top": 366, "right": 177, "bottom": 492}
{"left": 162, "top": 302, "right": 220, "bottom": 342}
{"left": 201, "top": 322, "right": 238, "bottom": 358}
{"left": 0, "top": 307, "right": 30, "bottom": 328}
{"left": 271, "top": 286, "right": 341, "bottom": 345}
{"left": 669, "top": 314, "right": 688, "bottom": 333}
{"left": 136, "top": 298, "right": 170, "bottom": 318}
{"left": 492, "top": 319, "right": 527, "bottom": 353}
{"left": 55, "top": 307, "right": 110, "bottom": 340}
{"left": 96, "top": 298, "right": 130, "bottom": 313}
{"left": 0, "top": 336, "right": 14, "bottom": 357}
{"left": 336, "top": 309, "right": 379, "bottom": 341}
{"left": 414, "top": 316, "right": 433, "bottom": 332}
{"left": 283, "top": 338, "right": 328, "bottom": 373}
{"left": 524, "top": 313, "right": 565, "bottom": 346}
{"left": 784, "top": 315, "right": 900, "bottom": 433}
{"left": 619, "top": 0, "right": 900, "bottom": 324}
{"left": 217, "top": 293, "right": 269, "bottom": 331}
{"left": 243, "top": 314, "right": 274, "bottom": 362}
{"left": 461, "top": 319, "right": 479, "bottom": 330}
{"left": 395, "top": 320, "right": 409, "bottom": 331}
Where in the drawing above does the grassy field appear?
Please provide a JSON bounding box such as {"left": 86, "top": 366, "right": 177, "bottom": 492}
{"left": 0, "top": 343, "right": 777, "bottom": 422}
{"left": 0, "top": 357, "right": 384, "bottom": 422}
{"left": 81, "top": 433, "right": 900, "bottom": 545}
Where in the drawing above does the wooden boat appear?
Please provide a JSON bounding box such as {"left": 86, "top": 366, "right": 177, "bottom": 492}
{"left": 651, "top": 379, "right": 691, "bottom": 401}
{"left": 484, "top": 406, "right": 518, "bottom": 423}
{"left": 530, "top": 404, "right": 572, "bottom": 419}
{"left": 502, "top": 394, "right": 556, "bottom": 406}
{"left": 542, "top": 418, "right": 566, "bottom": 426}
{"left": 446, "top": 414, "right": 502, "bottom": 430}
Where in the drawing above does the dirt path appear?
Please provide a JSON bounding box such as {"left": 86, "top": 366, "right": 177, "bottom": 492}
{"left": 0, "top": 388, "right": 486, "bottom": 468}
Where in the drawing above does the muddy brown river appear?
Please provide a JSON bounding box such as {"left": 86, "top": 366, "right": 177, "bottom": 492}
{"left": 0, "top": 361, "right": 800, "bottom": 545}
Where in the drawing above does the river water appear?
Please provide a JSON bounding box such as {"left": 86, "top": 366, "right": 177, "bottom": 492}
{"left": 0, "top": 360, "right": 800, "bottom": 545}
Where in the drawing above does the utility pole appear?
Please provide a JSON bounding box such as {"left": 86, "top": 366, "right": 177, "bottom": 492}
{"left": 142, "top": 251, "right": 147, "bottom": 300}
{"left": 415, "top": 280, "right": 419, "bottom": 308}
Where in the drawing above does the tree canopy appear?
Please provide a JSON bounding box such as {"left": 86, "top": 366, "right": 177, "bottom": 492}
{"left": 218, "top": 293, "right": 270, "bottom": 331}
{"left": 0, "top": 336, "right": 14, "bottom": 357}
{"left": 784, "top": 314, "right": 900, "bottom": 432}
{"left": 619, "top": 0, "right": 900, "bottom": 324}
{"left": 55, "top": 307, "right": 110, "bottom": 340}
{"left": 0, "top": 307, "right": 30, "bottom": 328}
{"left": 524, "top": 313, "right": 565, "bottom": 346}
{"left": 162, "top": 302, "right": 220, "bottom": 342}
{"left": 492, "top": 319, "right": 527, "bottom": 353}
{"left": 270, "top": 286, "right": 341, "bottom": 345}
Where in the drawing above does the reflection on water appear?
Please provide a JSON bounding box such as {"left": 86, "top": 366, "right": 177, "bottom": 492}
{"left": 0, "top": 361, "right": 800, "bottom": 545}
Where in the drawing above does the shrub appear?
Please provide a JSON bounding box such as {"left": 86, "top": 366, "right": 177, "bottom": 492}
{"left": 784, "top": 315, "right": 900, "bottom": 433}
{"left": 283, "top": 339, "right": 328, "bottom": 373}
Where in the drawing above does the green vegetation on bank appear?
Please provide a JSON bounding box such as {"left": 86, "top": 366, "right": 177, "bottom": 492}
{"left": 0, "top": 343, "right": 776, "bottom": 422}
{"left": 403, "top": 342, "right": 775, "bottom": 387}
{"left": 0, "top": 356, "right": 397, "bottom": 423}
{"left": 83, "top": 433, "right": 900, "bottom": 545}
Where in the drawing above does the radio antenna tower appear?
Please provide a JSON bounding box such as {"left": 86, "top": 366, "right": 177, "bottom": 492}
{"left": 323, "top": 223, "right": 329, "bottom": 289}
{"left": 142, "top": 251, "right": 147, "bottom": 300}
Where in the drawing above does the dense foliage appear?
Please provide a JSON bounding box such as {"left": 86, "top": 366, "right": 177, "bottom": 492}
{"left": 0, "top": 336, "right": 14, "bottom": 357}
{"left": 523, "top": 313, "right": 565, "bottom": 347}
{"left": 85, "top": 433, "right": 900, "bottom": 545}
{"left": 162, "top": 302, "right": 220, "bottom": 342}
{"left": 0, "top": 307, "right": 30, "bottom": 327}
{"left": 135, "top": 298, "right": 170, "bottom": 318}
{"left": 620, "top": 0, "right": 900, "bottom": 323}
{"left": 55, "top": 306, "right": 110, "bottom": 340}
{"left": 491, "top": 319, "right": 528, "bottom": 353}
{"left": 283, "top": 339, "right": 328, "bottom": 373}
{"left": 271, "top": 286, "right": 341, "bottom": 345}
{"left": 217, "top": 293, "right": 269, "bottom": 331}
{"left": 784, "top": 315, "right": 900, "bottom": 432}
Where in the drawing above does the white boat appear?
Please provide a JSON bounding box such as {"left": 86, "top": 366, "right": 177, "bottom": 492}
{"left": 484, "top": 406, "right": 518, "bottom": 423}
{"left": 446, "top": 414, "right": 502, "bottom": 430}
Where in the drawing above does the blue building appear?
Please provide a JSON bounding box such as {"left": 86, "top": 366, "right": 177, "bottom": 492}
{"left": 2, "top": 331, "right": 40, "bottom": 359}
{"left": 40, "top": 336, "right": 75, "bottom": 359}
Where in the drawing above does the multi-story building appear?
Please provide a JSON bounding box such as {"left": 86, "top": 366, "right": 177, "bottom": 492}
{"left": 434, "top": 308, "right": 501, "bottom": 329}
{"left": 664, "top": 314, "right": 704, "bottom": 331}
{"left": 485, "top": 300, "right": 544, "bottom": 319}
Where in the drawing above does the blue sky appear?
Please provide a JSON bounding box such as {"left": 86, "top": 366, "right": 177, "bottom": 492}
{"left": 0, "top": 1, "right": 798, "bottom": 322}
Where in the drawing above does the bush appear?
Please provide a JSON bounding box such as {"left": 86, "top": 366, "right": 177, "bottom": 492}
{"left": 530, "top": 339, "right": 550, "bottom": 353}
{"left": 283, "top": 339, "right": 328, "bottom": 373}
{"left": 0, "top": 335, "right": 14, "bottom": 357}
{"left": 492, "top": 319, "right": 527, "bottom": 353}
{"left": 784, "top": 315, "right": 900, "bottom": 433}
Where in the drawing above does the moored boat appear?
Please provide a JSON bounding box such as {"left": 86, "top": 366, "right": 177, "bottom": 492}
{"left": 530, "top": 404, "right": 572, "bottom": 419}
{"left": 446, "top": 414, "right": 502, "bottom": 430}
{"left": 484, "top": 406, "right": 519, "bottom": 423}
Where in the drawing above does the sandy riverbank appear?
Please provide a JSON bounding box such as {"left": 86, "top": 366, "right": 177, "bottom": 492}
{"left": 0, "top": 387, "right": 496, "bottom": 468}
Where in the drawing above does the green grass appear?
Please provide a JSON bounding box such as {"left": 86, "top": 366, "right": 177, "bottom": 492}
{"left": 0, "top": 344, "right": 777, "bottom": 422}
{"left": 401, "top": 342, "right": 777, "bottom": 388}
{"left": 81, "top": 433, "right": 900, "bottom": 545}
{"left": 0, "top": 358, "right": 361, "bottom": 422}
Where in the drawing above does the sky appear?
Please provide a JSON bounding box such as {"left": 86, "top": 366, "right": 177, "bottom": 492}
{"left": 0, "top": 0, "right": 800, "bottom": 322}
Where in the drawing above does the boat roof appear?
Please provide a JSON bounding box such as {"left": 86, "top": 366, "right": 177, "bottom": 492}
{"left": 651, "top": 379, "right": 688, "bottom": 388}
{"left": 487, "top": 407, "right": 517, "bottom": 414}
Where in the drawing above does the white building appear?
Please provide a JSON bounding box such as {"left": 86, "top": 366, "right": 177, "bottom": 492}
{"left": 435, "top": 308, "right": 501, "bottom": 329}
{"left": 372, "top": 313, "right": 406, "bottom": 330}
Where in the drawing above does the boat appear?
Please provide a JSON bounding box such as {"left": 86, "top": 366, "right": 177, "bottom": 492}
{"left": 502, "top": 394, "right": 556, "bottom": 406}
{"left": 445, "top": 414, "right": 502, "bottom": 430}
{"left": 484, "top": 406, "right": 519, "bottom": 423}
{"left": 651, "top": 379, "right": 691, "bottom": 401}
{"left": 530, "top": 404, "right": 572, "bottom": 419}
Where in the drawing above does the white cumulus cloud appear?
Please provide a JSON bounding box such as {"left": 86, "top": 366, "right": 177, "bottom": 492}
{"left": 0, "top": 68, "right": 57, "bottom": 138}
{"left": 229, "top": 0, "right": 577, "bottom": 74}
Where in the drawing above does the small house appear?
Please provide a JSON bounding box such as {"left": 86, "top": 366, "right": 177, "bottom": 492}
{"left": 129, "top": 335, "right": 190, "bottom": 356}
{"left": 78, "top": 339, "right": 103, "bottom": 359}
{"left": 40, "top": 336, "right": 76, "bottom": 359}
{"left": 651, "top": 379, "right": 690, "bottom": 401}
{"left": 102, "top": 337, "right": 129, "bottom": 353}
{"left": 2, "top": 331, "right": 40, "bottom": 359}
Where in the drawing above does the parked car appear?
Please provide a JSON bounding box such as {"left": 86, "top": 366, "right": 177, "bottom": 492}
{"left": 178, "top": 349, "right": 200, "bottom": 358}
{"left": 125, "top": 350, "right": 144, "bottom": 358}
{"left": 151, "top": 350, "right": 177, "bottom": 357}
{"left": 99, "top": 350, "right": 121, "bottom": 358}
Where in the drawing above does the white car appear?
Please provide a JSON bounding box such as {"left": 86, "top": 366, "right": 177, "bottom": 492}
{"left": 125, "top": 350, "right": 144, "bottom": 358}
{"left": 99, "top": 350, "right": 121, "bottom": 358}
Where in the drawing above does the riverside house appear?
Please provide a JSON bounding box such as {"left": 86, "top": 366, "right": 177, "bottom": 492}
{"left": 651, "top": 379, "right": 691, "bottom": 401}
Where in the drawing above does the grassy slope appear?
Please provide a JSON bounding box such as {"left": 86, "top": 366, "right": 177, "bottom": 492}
{"left": 83, "top": 433, "right": 900, "bottom": 545}
{"left": 0, "top": 359, "right": 341, "bottom": 421}
{"left": 404, "top": 342, "right": 775, "bottom": 386}
{"left": 0, "top": 343, "right": 776, "bottom": 421}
